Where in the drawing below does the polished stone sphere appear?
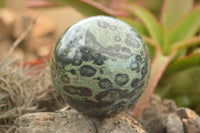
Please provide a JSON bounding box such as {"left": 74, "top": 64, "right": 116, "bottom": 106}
{"left": 50, "top": 16, "right": 151, "bottom": 117}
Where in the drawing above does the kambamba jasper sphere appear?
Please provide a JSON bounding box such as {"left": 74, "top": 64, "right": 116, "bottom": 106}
{"left": 50, "top": 16, "right": 151, "bottom": 117}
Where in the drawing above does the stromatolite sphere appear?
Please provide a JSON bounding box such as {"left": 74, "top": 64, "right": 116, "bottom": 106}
{"left": 50, "top": 16, "right": 151, "bottom": 117}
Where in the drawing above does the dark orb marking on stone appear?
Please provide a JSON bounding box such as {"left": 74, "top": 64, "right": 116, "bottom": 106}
{"left": 141, "top": 63, "right": 148, "bottom": 79}
{"left": 126, "top": 84, "right": 144, "bottom": 99}
{"left": 61, "top": 74, "right": 70, "bottom": 84}
{"left": 89, "top": 50, "right": 99, "bottom": 58}
{"left": 98, "top": 78, "right": 112, "bottom": 89}
{"left": 55, "top": 62, "right": 66, "bottom": 74}
{"left": 130, "top": 78, "right": 140, "bottom": 88}
{"left": 112, "top": 101, "right": 127, "bottom": 113}
{"left": 94, "top": 56, "right": 106, "bottom": 66}
{"left": 120, "top": 47, "right": 132, "bottom": 58}
{"left": 130, "top": 61, "right": 140, "bottom": 72}
{"left": 70, "top": 69, "right": 76, "bottom": 75}
{"left": 65, "top": 95, "right": 113, "bottom": 115}
{"left": 80, "top": 47, "right": 94, "bottom": 61}
{"left": 125, "top": 33, "right": 140, "bottom": 48}
{"left": 104, "top": 45, "right": 133, "bottom": 59}
{"left": 94, "top": 77, "right": 101, "bottom": 80}
{"left": 72, "top": 59, "right": 82, "bottom": 66}
{"left": 115, "top": 73, "right": 129, "bottom": 86}
{"left": 97, "top": 21, "right": 109, "bottom": 29}
{"left": 80, "top": 46, "right": 108, "bottom": 64}
{"left": 85, "top": 31, "right": 133, "bottom": 59}
{"left": 80, "top": 65, "right": 97, "bottom": 77}
{"left": 96, "top": 77, "right": 101, "bottom": 80}
{"left": 114, "top": 36, "right": 121, "bottom": 42}
{"left": 109, "top": 25, "right": 117, "bottom": 30}
{"left": 94, "top": 58, "right": 104, "bottom": 65}
{"left": 99, "top": 69, "right": 104, "bottom": 74}
{"left": 136, "top": 55, "right": 142, "bottom": 63}
{"left": 95, "top": 89, "right": 128, "bottom": 102}
{"left": 56, "top": 57, "right": 72, "bottom": 66}
{"left": 82, "top": 52, "right": 93, "bottom": 61}
{"left": 64, "top": 85, "right": 92, "bottom": 97}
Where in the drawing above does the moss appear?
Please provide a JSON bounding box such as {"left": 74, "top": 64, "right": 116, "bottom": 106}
{"left": 0, "top": 58, "right": 65, "bottom": 132}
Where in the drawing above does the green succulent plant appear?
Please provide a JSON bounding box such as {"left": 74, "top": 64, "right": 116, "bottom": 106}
{"left": 32, "top": 0, "right": 200, "bottom": 118}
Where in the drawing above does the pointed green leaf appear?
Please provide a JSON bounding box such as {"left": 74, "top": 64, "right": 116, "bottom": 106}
{"left": 172, "top": 36, "right": 200, "bottom": 50}
{"left": 168, "top": 6, "right": 200, "bottom": 44}
{"left": 166, "top": 53, "right": 200, "bottom": 73}
{"left": 128, "top": 4, "right": 164, "bottom": 46}
{"left": 119, "top": 17, "right": 149, "bottom": 36}
{"left": 161, "top": 0, "right": 193, "bottom": 30}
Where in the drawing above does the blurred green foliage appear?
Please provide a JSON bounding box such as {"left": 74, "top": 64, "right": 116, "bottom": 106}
{"left": 0, "top": 0, "right": 6, "bottom": 8}
{"left": 156, "top": 67, "right": 200, "bottom": 114}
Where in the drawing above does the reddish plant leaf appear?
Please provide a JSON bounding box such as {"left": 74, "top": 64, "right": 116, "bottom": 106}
{"left": 28, "top": 0, "right": 57, "bottom": 8}
{"left": 49, "top": 0, "right": 128, "bottom": 17}
{"left": 132, "top": 48, "right": 175, "bottom": 119}
{"left": 107, "top": 0, "right": 127, "bottom": 10}
{"left": 161, "top": 0, "right": 193, "bottom": 30}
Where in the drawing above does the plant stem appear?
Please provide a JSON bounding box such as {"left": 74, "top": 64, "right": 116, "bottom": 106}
{"left": 131, "top": 48, "right": 175, "bottom": 119}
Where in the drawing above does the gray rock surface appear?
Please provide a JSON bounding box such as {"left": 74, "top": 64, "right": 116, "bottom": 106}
{"left": 15, "top": 95, "right": 200, "bottom": 133}
{"left": 177, "top": 107, "right": 200, "bottom": 133}
{"left": 139, "top": 95, "right": 200, "bottom": 133}
{"left": 166, "top": 113, "right": 184, "bottom": 133}
{"left": 139, "top": 95, "right": 177, "bottom": 133}
{"left": 15, "top": 106, "right": 147, "bottom": 133}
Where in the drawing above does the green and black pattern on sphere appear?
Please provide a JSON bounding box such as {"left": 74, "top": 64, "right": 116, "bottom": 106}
{"left": 50, "top": 16, "right": 151, "bottom": 117}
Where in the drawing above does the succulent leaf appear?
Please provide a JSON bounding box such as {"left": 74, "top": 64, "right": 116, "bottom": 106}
{"left": 166, "top": 53, "right": 200, "bottom": 73}
{"left": 161, "top": 0, "right": 193, "bottom": 30}
{"left": 168, "top": 6, "right": 200, "bottom": 44}
{"left": 172, "top": 36, "right": 200, "bottom": 50}
{"left": 128, "top": 4, "right": 164, "bottom": 46}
